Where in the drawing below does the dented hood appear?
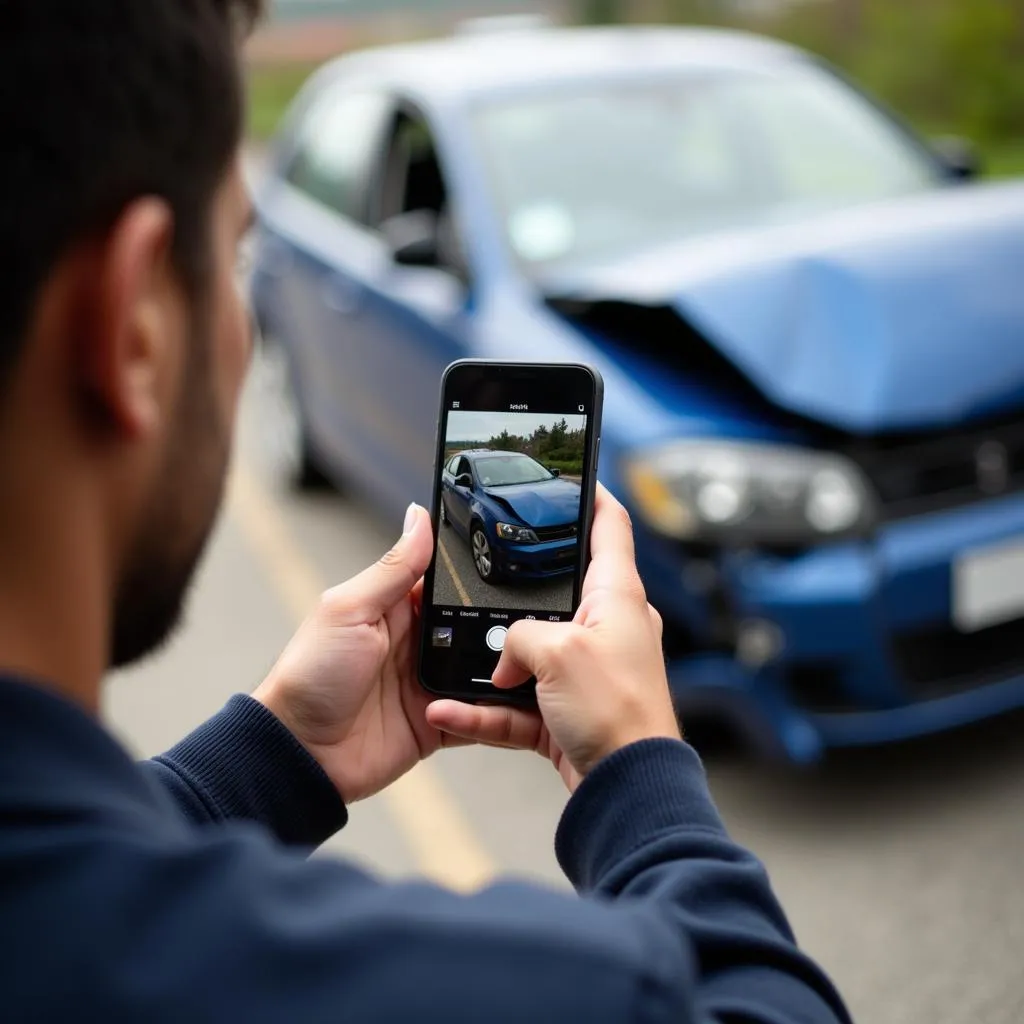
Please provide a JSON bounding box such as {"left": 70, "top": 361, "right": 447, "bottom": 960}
{"left": 544, "top": 182, "right": 1024, "bottom": 432}
{"left": 483, "top": 477, "right": 581, "bottom": 529}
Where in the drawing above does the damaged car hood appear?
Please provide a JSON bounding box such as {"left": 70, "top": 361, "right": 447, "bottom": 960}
{"left": 483, "top": 478, "right": 581, "bottom": 529}
{"left": 543, "top": 182, "right": 1024, "bottom": 433}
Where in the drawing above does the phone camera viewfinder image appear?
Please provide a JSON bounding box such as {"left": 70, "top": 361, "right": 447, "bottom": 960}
{"left": 433, "top": 409, "right": 587, "bottom": 614}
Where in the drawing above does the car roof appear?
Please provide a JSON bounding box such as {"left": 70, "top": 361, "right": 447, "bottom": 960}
{"left": 324, "top": 25, "right": 802, "bottom": 103}
{"left": 454, "top": 450, "right": 538, "bottom": 462}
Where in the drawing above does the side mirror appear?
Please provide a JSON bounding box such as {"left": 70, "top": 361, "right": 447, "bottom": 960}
{"left": 381, "top": 210, "right": 442, "bottom": 268}
{"left": 932, "top": 135, "right": 982, "bottom": 181}
{"left": 548, "top": 467, "right": 561, "bottom": 478}
{"left": 455, "top": 473, "right": 473, "bottom": 488}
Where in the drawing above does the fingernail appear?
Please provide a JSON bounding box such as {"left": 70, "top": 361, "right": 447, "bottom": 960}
{"left": 403, "top": 503, "right": 421, "bottom": 535}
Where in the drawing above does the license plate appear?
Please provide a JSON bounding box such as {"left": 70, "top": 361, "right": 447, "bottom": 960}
{"left": 953, "top": 538, "right": 1024, "bottom": 633}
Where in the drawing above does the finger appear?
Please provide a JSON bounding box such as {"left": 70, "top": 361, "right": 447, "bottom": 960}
{"left": 324, "top": 504, "right": 433, "bottom": 625}
{"left": 493, "top": 610, "right": 589, "bottom": 692}
{"left": 648, "top": 603, "right": 664, "bottom": 643}
{"left": 490, "top": 618, "right": 565, "bottom": 689}
{"left": 426, "top": 700, "right": 545, "bottom": 751}
{"left": 388, "top": 576, "right": 426, "bottom": 647}
{"left": 581, "top": 484, "right": 645, "bottom": 602}
{"left": 409, "top": 579, "right": 425, "bottom": 617}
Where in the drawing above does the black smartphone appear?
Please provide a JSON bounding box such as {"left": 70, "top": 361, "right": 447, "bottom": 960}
{"left": 419, "top": 360, "right": 604, "bottom": 706}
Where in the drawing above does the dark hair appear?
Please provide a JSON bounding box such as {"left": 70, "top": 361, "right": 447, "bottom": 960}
{"left": 0, "top": 0, "right": 264, "bottom": 394}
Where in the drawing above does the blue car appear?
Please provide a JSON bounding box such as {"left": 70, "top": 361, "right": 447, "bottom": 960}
{"left": 440, "top": 450, "right": 581, "bottom": 582}
{"left": 251, "top": 25, "right": 1024, "bottom": 763}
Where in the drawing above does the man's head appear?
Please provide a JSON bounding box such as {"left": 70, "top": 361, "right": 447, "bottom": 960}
{"left": 0, "top": 1, "right": 263, "bottom": 673}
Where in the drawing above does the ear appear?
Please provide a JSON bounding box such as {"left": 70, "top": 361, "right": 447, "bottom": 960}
{"left": 77, "top": 198, "right": 184, "bottom": 441}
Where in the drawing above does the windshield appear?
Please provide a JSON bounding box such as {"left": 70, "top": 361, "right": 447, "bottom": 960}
{"left": 474, "top": 63, "right": 941, "bottom": 268}
{"left": 475, "top": 454, "right": 553, "bottom": 487}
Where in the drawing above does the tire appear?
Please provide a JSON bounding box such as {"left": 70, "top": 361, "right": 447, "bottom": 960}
{"left": 260, "top": 336, "right": 330, "bottom": 492}
{"left": 471, "top": 524, "right": 497, "bottom": 582}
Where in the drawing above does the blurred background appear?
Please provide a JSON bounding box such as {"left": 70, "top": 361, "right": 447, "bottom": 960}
{"left": 247, "top": 0, "right": 1024, "bottom": 176}
{"left": 109, "top": 4, "right": 1024, "bottom": 1024}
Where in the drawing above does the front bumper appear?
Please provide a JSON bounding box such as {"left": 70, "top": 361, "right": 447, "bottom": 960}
{"left": 647, "top": 491, "right": 1024, "bottom": 762}
{"left": 493, "top": 535, "right": 578, "bottom": 579}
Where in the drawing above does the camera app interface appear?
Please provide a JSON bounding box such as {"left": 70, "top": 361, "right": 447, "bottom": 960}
{"left": 426, "top": 385, "right": 594, "bottom": 692}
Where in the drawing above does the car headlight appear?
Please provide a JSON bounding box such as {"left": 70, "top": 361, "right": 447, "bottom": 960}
{"left": 496, "top": 522, "right": 540, "bottom": 544}
{"left": 624, "top": 441, "right": 876, "bottom": 544}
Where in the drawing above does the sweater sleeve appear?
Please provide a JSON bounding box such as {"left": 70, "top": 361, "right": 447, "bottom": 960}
{"left": 88, "top": 738, "right": 848, "bottom": 1024}
{"left": 557, "top": 739, "right": 850, "bottom": 1023}
{"left": 140, "top": 695, "right": 346, "bottom": 849}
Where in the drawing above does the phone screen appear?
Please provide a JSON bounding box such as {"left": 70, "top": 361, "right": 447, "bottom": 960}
{"left": 419, "top": 362, "right": 602, "bottom": 703}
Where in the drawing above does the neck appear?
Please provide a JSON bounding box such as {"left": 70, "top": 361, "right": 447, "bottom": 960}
{"left": 0, "top": 462, "right": 110, "bottom": 716}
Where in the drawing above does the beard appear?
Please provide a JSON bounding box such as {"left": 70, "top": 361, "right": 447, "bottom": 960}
{"left": 109, "top": 321, "right": 231, "bottom": 670}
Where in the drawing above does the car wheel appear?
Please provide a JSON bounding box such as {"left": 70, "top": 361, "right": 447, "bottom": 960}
{"left": 440, "top": 500, "right": 450, "bottom": 527}
{"left": 471, "top": 525, "right": 496, "bottom": 582}
{"left": 259, "top": 335, "right": 329, "bottom": 491}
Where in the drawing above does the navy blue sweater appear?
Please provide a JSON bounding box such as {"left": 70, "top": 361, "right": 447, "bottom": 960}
{"left": 0, "top": 677, "right": 850, "bottom": 1023}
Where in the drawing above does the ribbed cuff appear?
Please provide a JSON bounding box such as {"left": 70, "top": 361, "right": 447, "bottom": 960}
{"left": 555, "top": 739, "right": 726, "bottom": 892}
{"left": 154, "top": 695, "right": 347, "bottom": 848}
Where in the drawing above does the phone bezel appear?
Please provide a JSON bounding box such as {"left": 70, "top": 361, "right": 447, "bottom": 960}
{"left": 418, "top": 360, "right": 604, "bottom": 706}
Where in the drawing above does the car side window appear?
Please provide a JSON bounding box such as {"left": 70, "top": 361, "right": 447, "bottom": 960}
{"left": 446, "top": 455, "right": 460, "bottom": 475}
{"left": 370, "top": 109, "right": 468, "bottom": 274}
{"left": 285, "top": 88, "right": 391, "bottom": 222}
{"left": 455, "top": 457, "right": 472, "bottom": 481}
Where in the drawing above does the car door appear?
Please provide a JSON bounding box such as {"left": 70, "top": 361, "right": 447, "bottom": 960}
{"left": 440, "top": 454, "right": 459, "bottom": 520}
{"left": 255, "top": 84, "right": 393, "bottom": 487}
{"left": 342, "top": 104, "right": 475, "bottom": 513}
{"left": 447, "top": 456, "right": 476, "bottom": 535}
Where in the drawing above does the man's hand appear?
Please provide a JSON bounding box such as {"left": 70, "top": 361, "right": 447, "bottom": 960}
{"left": 426, "top": 485, "right": 680, "bottom": 793}
{"left": 253, "top": 505, "right": 448, "bottom": 805}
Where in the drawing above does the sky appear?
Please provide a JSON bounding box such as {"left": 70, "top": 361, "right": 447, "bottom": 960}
{"left": 446, "top": 410, "right": 586, "bottom": 442}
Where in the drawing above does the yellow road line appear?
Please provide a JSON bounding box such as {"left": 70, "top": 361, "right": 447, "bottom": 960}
{"left": 228, "top": 464, "right": 496, "bottom": 892}
{"left": 438, "top": 539, "right": 473, "bottom": 608}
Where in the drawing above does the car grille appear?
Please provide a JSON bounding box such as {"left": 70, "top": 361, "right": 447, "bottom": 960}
{"left": 533, "top": 523, "right": 578, "bottom": 543}
{"left": 892, "top": 616, "right": 1024, "bottom": 699}
{"left": 785, "top": 664, "right": 861, "bottom": 714}
{"left": 845, "top": 416, "right": 1024, "bottom": 520}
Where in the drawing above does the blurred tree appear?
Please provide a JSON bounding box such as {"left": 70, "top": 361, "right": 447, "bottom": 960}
{"left": 579, "top": 0, "right": 623, "bottom": 24}
{"left": 648, "top": 0, "right": 1024, "bottom": 162}
{"left": 661, "top": 0, "right": 716, "bottom": 23}
{"left": 548, "top": 419, "right": 569, "bottom": 449}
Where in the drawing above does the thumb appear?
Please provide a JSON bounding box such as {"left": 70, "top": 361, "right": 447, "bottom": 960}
{"left": 324, "top": 504, "right": 434, "bottom": 625}
{"left": 491, "top": 618, "right": 573, "bottom": 690}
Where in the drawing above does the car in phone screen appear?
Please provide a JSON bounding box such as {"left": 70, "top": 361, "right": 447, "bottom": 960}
{"left": 440, "top": 450, "right": 581, "bottom": 582}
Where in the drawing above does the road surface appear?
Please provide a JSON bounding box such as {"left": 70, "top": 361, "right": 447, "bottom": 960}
{"left": 433, "top": 520, "right": 575, "bottom": 612}
{"left": 105, "top": 356, "right": 1024, "bottom": 1024}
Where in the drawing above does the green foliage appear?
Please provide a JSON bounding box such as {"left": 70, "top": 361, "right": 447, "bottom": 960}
{"left": 446, "top": 419, "right": 587, "bottom": 477}
{"left": 579, "top": 0, "right": 623, "bottom": 24}
{"left": 987, "top": 138, "right": 1024, "bottom": 177}
{"left": 576, "top": 0, "right": 1024, "bottom": 171}
{"left": 806, "top": 0, "right": 1024, "bottom": 146}
{"left": 246, "top": 63, "right": 318, "bottom": 141}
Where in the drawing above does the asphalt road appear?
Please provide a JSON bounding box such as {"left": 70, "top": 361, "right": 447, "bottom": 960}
{"left": 433, "top": 518, "right": 575, "bottom": 613}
